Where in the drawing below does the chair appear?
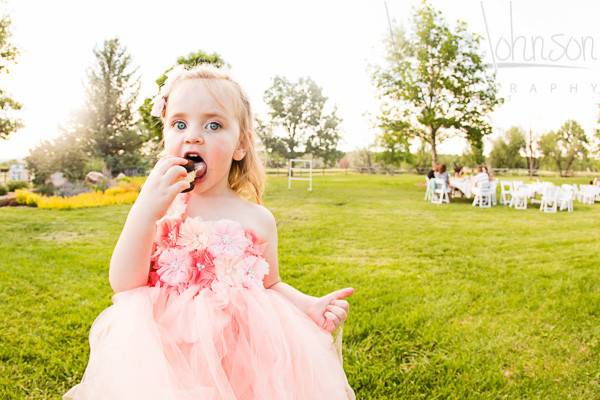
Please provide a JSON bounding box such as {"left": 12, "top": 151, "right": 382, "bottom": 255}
{"left": 424, "top": 177, "right": 434, "bottom": 201}
{"left": 578, "top": 185, "right": 596, "bottom": 205}
{"left": 451, "top": 186, "right": 462, "bottom": 198}
{"left": 509, "top": 182, "right": 528, "bottom": 210}
{"left": 472, "top": 181, "right": 492, "bottom": 208}
{"left": 430, "top": 178, "right": 450, "bottom": 204}
{"left": 500, "top": 180, "right": 513, "bottom": 205}
{"left": 490, "top": 180, "right": 499, "bottom": 205}
{"left": 558, "top": 187, "right": 574, "bottom": 212}
{"left": 540, "top": 185, "right": 559, "bottom": 213}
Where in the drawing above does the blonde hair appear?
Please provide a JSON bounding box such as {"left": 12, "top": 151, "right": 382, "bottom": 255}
{"left": 154, "top": 64, "right": 266, "bottom": 204}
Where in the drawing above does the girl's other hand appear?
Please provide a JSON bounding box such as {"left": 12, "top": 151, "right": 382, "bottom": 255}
{"left": 134, "top": 156, "right": 190, "bottom": 221}
{"left": 306, "top": 287, "right": 354, "bottom": 333}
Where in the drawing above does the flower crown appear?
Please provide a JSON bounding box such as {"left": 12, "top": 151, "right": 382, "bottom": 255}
{"left": 150, "top": 95, "right": 166, "bottom": 118}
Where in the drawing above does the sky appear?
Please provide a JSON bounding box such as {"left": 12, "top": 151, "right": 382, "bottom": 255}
{"left": 0, "top": 0, "right": 599, "bottom": 161}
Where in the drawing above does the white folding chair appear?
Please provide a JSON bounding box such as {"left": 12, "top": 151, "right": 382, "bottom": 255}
{"left": 574, "top": 184, "right": 583, "bottom": 203}
{"left": 430, "top": 178, "right": 450, "bottom": 204}
{"left": 500, "top": 180, "right": 513, "bottom": 205}
{"left": 578, "top": 185, "right": 596, "bottom": 205}
{"left": 558, "top": 187, "right": 574, "bottom": 212}
{"left": 540, "top": 185, "right": 559, "bottom": 213}
{"left": 490, "top": 180, "right": 499, "bottom": 205}
{"left": 424, "top": 177, "right": 434, "bottom": 201}
{"left": 472, "top": 181, "right": 492, "bottom": 208}
{"left": 509, "top": 182, "right": 528, "bottom": 210}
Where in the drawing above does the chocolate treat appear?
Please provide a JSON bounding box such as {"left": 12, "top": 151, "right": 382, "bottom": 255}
{"left": 181, "top": 159, "right": 196, "bottom": 193}
{"left": 181, "top": 154, "right": 208, "bottom": 193}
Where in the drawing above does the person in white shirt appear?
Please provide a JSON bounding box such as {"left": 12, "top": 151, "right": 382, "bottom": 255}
{"left": 472, "top": 166, "right": 489, "bottom": 188}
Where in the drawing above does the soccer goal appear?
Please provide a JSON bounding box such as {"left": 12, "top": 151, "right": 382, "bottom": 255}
{"left": 287, "top": 159, "right": 313, "bottom": 191}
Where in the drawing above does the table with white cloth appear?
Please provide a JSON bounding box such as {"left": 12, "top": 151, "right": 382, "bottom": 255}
{"left": 520, "top": 182, "right": 548, "bottom": 203}
{"left": 450, "top": 177, "right": 473, "bottom": 198}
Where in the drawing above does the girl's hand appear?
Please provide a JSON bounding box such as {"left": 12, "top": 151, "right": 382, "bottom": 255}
{"left": 305, "top": 288, "right": 354, "bottom": 333}
{"left": 134, "top": 156, "right": 190, "bottom": 220}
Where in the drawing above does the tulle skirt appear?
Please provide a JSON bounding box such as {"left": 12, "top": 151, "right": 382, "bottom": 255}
{"left": 63, "top": 283, "right": 355, "bottom": 399}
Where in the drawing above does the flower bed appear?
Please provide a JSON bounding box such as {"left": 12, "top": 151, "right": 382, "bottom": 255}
{"left": 15, "top": 176, "right": 146, "bottom": 209}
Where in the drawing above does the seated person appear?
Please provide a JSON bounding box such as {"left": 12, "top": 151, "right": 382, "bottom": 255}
{"left": 434, "top": 164, "right": 450, "bottom": 190}
{"left": 472, "top": 166, "right": 490, "bottom": 188}
{"left": 427, "top": 163, "right": 439, "bottom": 180}
{"left": 482, "top": 165, "right": 494, "bottom": 181}
{"left": 453, "top": 165, "right": 464, "bottom": 179}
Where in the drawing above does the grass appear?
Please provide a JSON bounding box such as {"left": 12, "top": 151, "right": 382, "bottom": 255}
{"left": 1, "top": 173, "right": 599, "bottom": 399}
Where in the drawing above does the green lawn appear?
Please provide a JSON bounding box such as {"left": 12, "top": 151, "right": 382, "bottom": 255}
{"left": 1, "top": 173, "right": 599, "bottom": 399}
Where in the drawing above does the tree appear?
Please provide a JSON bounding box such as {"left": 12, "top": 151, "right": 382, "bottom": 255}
{"left": 374, "top": 109, "right": 413, "bottom": 167}
{"left": 262, "top": 76, "right": 341, "bottom": 160}
{"left": 539, "top": 120, "right": 588, "bottom": 177}
{"left": 254, "top": 117, "right": 288, "bottom": 167}
{"left": 80, "top": 38, "right": 144, "bottom": 176}
{"left": 137, "top": 50, "right": 228, "bottom": 156}
{"left": 372, "top": 1, "right": 502, "bottom": 166}
{"left": 488, "top": 126, "right": 526, "bottom": 169}
{"left": 25, "top": 133, "right": 88, "bottom": 186}
{"left": 0, "top": 12, "right": 22, "bottom": 140}
{"left": 305, "top": 109, "right": 343, "bottom": 167}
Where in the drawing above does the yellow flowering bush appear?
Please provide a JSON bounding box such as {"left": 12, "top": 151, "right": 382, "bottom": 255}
{"left": 15, "top": 176, "right": 146, "bottom": 209}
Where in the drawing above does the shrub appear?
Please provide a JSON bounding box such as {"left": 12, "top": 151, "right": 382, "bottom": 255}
{"left": 0, "top": 184, "right": 7, "bottom": 196}
{"left": 55, "top": 181, "right": 90, "bottom": 197}
{"left": 36, "top": 184, "right": 55, "bottom": 196}
{"left": 7, "top": 180, "right": 29, "bottom": 192}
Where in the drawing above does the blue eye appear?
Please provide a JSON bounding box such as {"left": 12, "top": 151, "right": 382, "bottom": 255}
{"left": 206, "top": 121, "right": 221, "bottom": 132}
{"left": 174, "top": 120, "right": 187, "bottom": 130}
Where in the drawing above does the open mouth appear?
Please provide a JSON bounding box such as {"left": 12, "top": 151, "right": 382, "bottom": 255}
{"left": 181, "top": 152, "right": 208, "bottom": 192}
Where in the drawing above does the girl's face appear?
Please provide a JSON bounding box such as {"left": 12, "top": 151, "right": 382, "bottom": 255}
{"left": 163, "top": 78, "right": 243, "bottom": 195}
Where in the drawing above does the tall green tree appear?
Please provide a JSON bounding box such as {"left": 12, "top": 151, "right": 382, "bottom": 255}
{"left": 0, "top": 12, "right": 22, "bottom": 140}
{"left": 80, "top": 38, "right": 144, "bottom": 176}
{"left": 25, "top": 133, "right": 88, "bottom": 185}
{"left": 137, "top": 50, "right": 227, "bottom": 155}
{"left": 488, "top": 126, "right": 526, "bottom": 169}
{"left": 539, "top": 120, "right": 588, "bottom": 177}
{"left": 305, "top": 109, "right": 343, "bottom": 167}
{"left": 374, "top": 109, "right": 414, "bottom": 167}
{"left": 254, "top": 116, "right": 288, "bottom": 167}
{"left": 373, "top": 1, "right": 502, "bottom": 166}
{"left": 262, "top": 76, "right": 342, "bottom": 161}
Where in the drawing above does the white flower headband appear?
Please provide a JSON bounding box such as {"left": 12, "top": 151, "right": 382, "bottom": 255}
{"left": 149, "top": 65, "right": 190, "bottom": 118}
{"left": 150, "top": 95, "right": 166, "bottom": 118}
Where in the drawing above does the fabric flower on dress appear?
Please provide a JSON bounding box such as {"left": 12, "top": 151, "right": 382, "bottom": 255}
{"left": 156, "top": 247, "right": 195, "bottom": 291}
{"left": 244, "top": 230, "right": 268, "bottom": 257}
{"left": 213, "top": 255, "right": 247, "bottom": 287}
{"left": 190, "top": 249, "right": 216, "bottom": 288}
{"left": 147, "top": 263, "right": 162, "bottom": 287}
{"left": 152, "top": 216, "right": 181, "bottom": 260}
{"left": 238, "top": 255, "right": 270, "bottom": 288}
{"left": 207, "top": 220, "right": 251, "bottom": 257}
{"left": 212, "top": 253, "right": 269, "bottom": 288}
{"left": 177, "top": 217, "right": 212, "bottom": 252}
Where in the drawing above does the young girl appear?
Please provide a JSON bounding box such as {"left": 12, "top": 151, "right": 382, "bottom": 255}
{"left": 63, "top": 64, "right": 356, "bottom": 399}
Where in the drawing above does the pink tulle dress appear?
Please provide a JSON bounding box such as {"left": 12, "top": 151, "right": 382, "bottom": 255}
{"left": 63, "top": 192, "right": 355, "bottom": 399}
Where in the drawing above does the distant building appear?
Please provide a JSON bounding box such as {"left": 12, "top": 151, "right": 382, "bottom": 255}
{"left": 0, "top": 161, "right": 29, "bottom": 184}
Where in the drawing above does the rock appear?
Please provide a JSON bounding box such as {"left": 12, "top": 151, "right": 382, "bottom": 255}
{"left": 85, "top": 171, "right": 106, "bottom": 184}
{"left": 0, "top": 193, "right": 17, "bottom": 207}
{"left": 49, "top": 172, "right": 67, "bottom": 188}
